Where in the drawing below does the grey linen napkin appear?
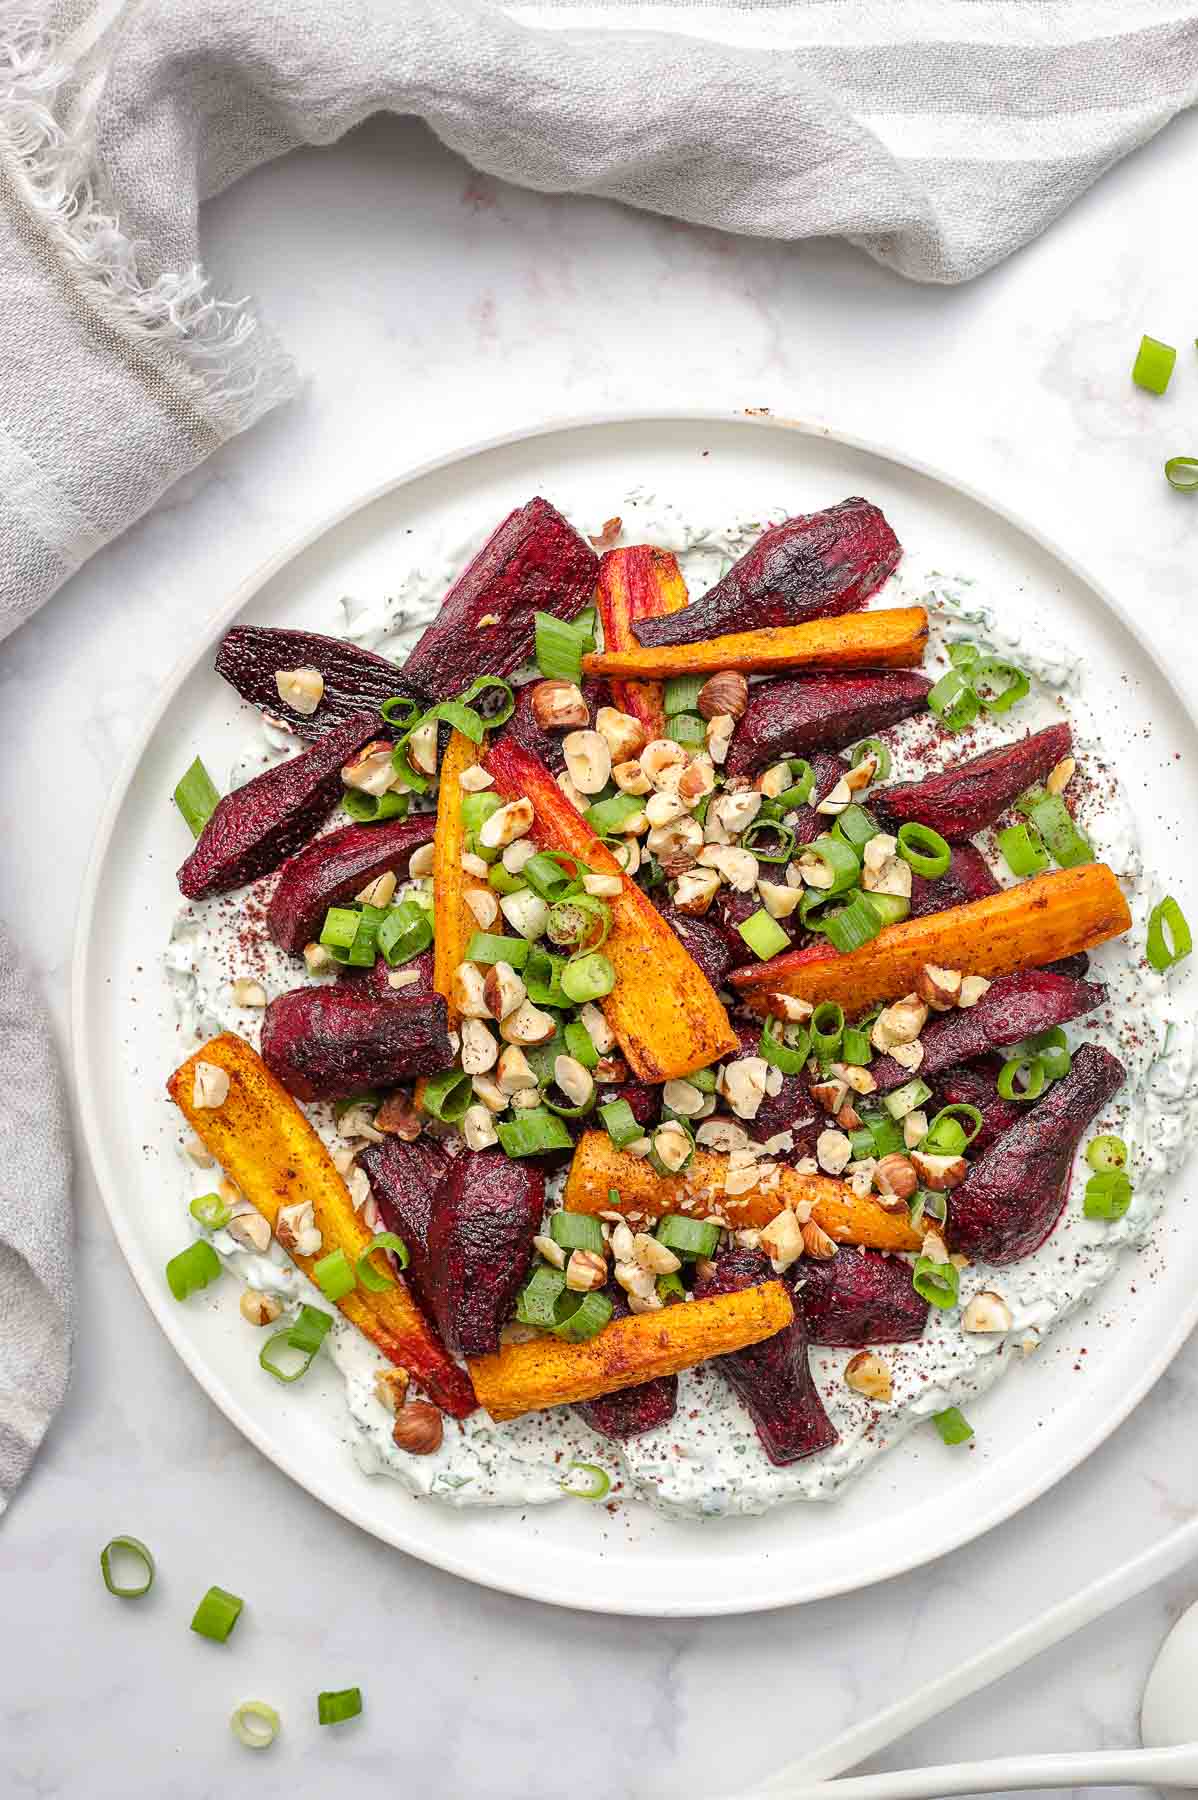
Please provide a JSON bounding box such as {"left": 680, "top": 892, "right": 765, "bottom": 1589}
{"left": 1, "top": 0, "right": 1196, "bottom": 1499}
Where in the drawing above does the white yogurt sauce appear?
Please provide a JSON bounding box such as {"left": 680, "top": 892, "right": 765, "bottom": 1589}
{"left": 165, "top": 515, "right": 1198, "bottom": 1518}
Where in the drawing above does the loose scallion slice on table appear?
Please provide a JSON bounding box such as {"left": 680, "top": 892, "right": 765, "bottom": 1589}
{"left": 1015, "top": 786, "right": 1093, "bottom": 869}
{"left": 1083, "top": 1170, "right": 1134, "bottom": 1220}
{"left": 738, "top": 908, "right": 790, "bottom": 961}
{"left": 664, "top": 675, "right": 705, "bottom": 716}
{"left": 810, "top": 1001, "right": 845, "bottom": 1061}
{"left": 189, "top": 1192, "right": 232, "bottom": 1231}
{"left": 932, "top": 1407, "right": 974, "bottom": 1446}
{"left": 313, "top": 1247, "right": 357, "bottom": 1303}
{"left": 549, "top": 1212, "right": 605, "bottom": 1254}
{"left": 655, "top": 1215, "right": 721, "bottom": 1260}
{"left": 100, "top": 1535, "right": 155, "bottom": 1598}
{"left": 1165, "top": 455, "right": 1198, "bottom": 492}
{"left": 317, "top": 1687, "right": 364, "bottom": 1727}
{"left": 190, "top": 1585, "right": 244, "bottom": 1643}
{"left": 1146, "top": 896, "right": 1192, "bottom": 972}
{"left": 341, "top": 789, "right": 409, "bottom": 824}
{"left": 896, "top": 822, "right": 951, "bottom": 879}
{"left": 996, "top": 822, "right": 1050, "bottom": 878}
{"left": 497, "top": 1108, "right": 574, "bottom": 1157}
{"left": 165, "top": 1239, "right": 222, "bottom": 1301}
{"left": 997, "top": 1054, "right": 1048, "bottom": 1103}
{"left": 1132, "top": 333, "right": 1176, "bottom": 394}
{"left": 561, "top": 1462, "right": 612, "bottom": 1502}
{"left": 231, "top": 1701, "right": 281, "bottom": 1750}
{"left": 421, "top": 1068, "right": 473, "bottom": 1123}
{"left": 173, "top": 756, "right": 220, "bottom": 838}
{"left": 598, "top": 1098, "right": 643, "bottom": 1148}
{"left": 927, "top": 667, "right": 980, "bottom": 732}
{"left": 561, "top": 952, "right": 616, "bottom": 1005}
{"left": 535, "top": 610, "right": 594, "bottom": 683}
{"left": 912, "top": 1255, "right": 959, "bottom": 1310}
{"left": 759, "top": 1016, "right": 811, "bottom": 1075}
{"left": 820, "top": 890, "right": 884, "bottom": 955}
{"left": 800, "top": 833, "right": 860, "bottom": 895}
{"left": 849, "top": 737, "right": 891, "bottom": 780}
{"left": 355, "top": 1232, "right": 410, "bottom": 1293}
{"left": 1086, "top": 1134, "right": 1128, "bottom": 1172}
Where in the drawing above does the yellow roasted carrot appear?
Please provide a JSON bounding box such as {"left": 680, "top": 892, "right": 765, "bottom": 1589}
{"left": 731, "top": 864, "right": 1132, "bottom": 1016}
{"left": 582, "top": 606, "right": 928, "bottom": 680}
{"left": 595, "top": 545, "right": 689, "bottom": 742}
{"left": 433, "top": 728, "right": 490, "bottom": 1026}
{"left": 167, "top": 1033, "right": 477, "bottom": 1416}
{"left": 563, "top": 1131, "right": 921, "bottom": 1249}
{"left": 469, "top": 1282, "right": 793, "bottom": 1420}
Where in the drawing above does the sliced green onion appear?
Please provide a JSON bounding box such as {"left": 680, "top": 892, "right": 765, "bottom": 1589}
{"left": 525, "top": 946, "right": 570, "bottom": 1007}
{"left": 526, "top": 1026, "right": 568, "bottom": 1087}
{"left": 542, "top": 1076, "right": 597, "bottom": 1121}
{"left": 933, "top": 1407, "right": 974, "bottom": 1446}
{"left": 821, "top": 890, "right": 884, "bottom": 954}
{"left": 313, "top": 1247, "right": 357, "bottom": 1303}
{"left": 850, "top": 738, "right": 892, "bottom": 780}
{"left": 1021, "top": 1025, "right": 1071, "bottom": 1080}
{"left": 685, "top": 1065, "right": 718, "bottom": 1094}
{"left": 810, "top": 1002, "right": 845, "bottom": 1060}
{"left": 355, "top": 1232, "right": 410, "bottom": 1293}
{"left": 896, "top": 822, "right": 951, "bottom": 879}
{"left": 760, "top": 1016, "right": 811, "bottom": 1075}
{"left": 848, "top": 1126, "right": 875, "bottom": 1160}
{"left": 516, "top": 1264, "right": 569, "bottom": 1328}
{"left": 971, "top": 658, "right": 1030, "bottom": 715}
{"left": 584, "top": 793, "right": 644, "bottom": 836}
{"left": 664, "top": 675, "right": 704, "bottom": 716}
{"left": 100, "top": 1535, "right": 155, "bottom": 1599}
{"left": 421, "top": 1068, "right": 473, "bottom": 1123}
{"left": 1083, "top": 1170, "right": 1133, "bottom": 1220}
{"left": 884, "top": 1078, "right": 933, "bottom": 1120}
{"left": 320, "top": 905, "right": 361, "bottom": 950}
{"left": 667, "top": 713, "right": 706, "bottom": 747}
{"left": 742, "top": 817, "right": 796, "bottom": 864}
{"left": 377, "top": 900, "right": 433, "bottom": 966}
{"left": 909, "top": 1188, "right": 947, "bottom": 1233}
{"left": 997, "top": 822, "right": 1049, "bottom": 878}
{"left": 550, "top": 1212, "right": 605, "bottom": 1253}
{"left": 1147, "top": 896, "right": 1192, "bottom": 972}
{"left": 927, "top": 667, "right": 980, "bottom": 732}
{"left": 1086, "top": 1134, "right": 1128, "bottom": 1172}
{"left": 189, "top": 1192, "right": 232, "bottom": 1231}
{"left": 1165, "top": 455, "right": 1198, "bottom": 492}
{"left": 548, "top": 895, "right": 611, "bottom": 953}
{"left": 948, "top": 642, "right": 981, "bottom": 673}
{"left": 320, "top": 902, "right": 385, "bottom": 968}
{"left": 380, "top": 694, "right": 422, "bottom": 729}
{"left": 657, "top": 1272, "right": 687, "bottom": 1305}
{"left": 561, "top": 1461, "right": 611, "bottom": 1502}
{"left": 599, "top": 1098, "right": 643, "bottom": 1148}
{"left": 866, "top": 893, "right": 911, "bottom": 927}
{"left": 289, "top": 1304, "right": 334, "bottom": 1355}
{"left": 561, "top": 953, "right": 616, "bottom": 1005}
{"left": 840, "top": 1027, "right": 872, "bottom": 1066}
{"left": 923, "top": 1104, "right": 982, "bottom": 1151}
{"left": 489, "top": 862, "right": 526, "bottom": 896}
{"left": 1016, "top": 786, "right": 1093, "bottom": 870}
{"left": 832, "top": 804, "right": 880, "bottom": 852}
{"left": 656, "top": 1215, "right": 721, "bottom": 1260}
{"left": 190, "top": 1585, "right": 244, "bottom": 1643}
{"left": 551, "top": 1290, "right": 613, "bottom": 1342}
{"left": 912, "top": 1255, "right": 959, "bottom": 1310}
{"left": 456, "top": 674, "right": 516, "bottom": 727}
{"left": 166, "top": 1239, "right": 222, "bottom": 1301}
{"left": 461, "top": 791, "right": 502, "bottom": 838}
{"left": 861, "top": 1110, "right": 904, "bottom": 1158}
{"left": 799, "top": 833, "right": 860, "bottom": 896}
{"left": 317, "top": 1687, "right": 363, "bottom": 1727}
{"left": 231, "top": 1701, "right": 280, "bottom": 1750}
{"left": 997, "top": 1055, "right": 1047, "bottom": 1103}
{"left": 524, "top": 851, "right": 586, "bottom": 903}
{"left": 922, "top": 1117, "right": 966, "bottom": 1156}
{"left": 564, "top": 1019, "right": 599, "bottom": 1069}
{"left": 342, "top": 789, "right": 409, "bottom": 824}
{"left": 465, "top": 931, "right": 530, "bottom": 969}
{"left": 1132, "top": 333, "right": 1176, "bottom": 395}
{"left": 738, "top": 909, "right": 790, "bottom": 961}
{"left": 496, "top": 1108, "right": 574, "bottom": 1157}
{"left": 535, "top": 611, "right": 592, "bottom": 683}
{"left": 174, "top": 757, "right": 220, "bottom": 838}
{"left": 259, "top": 1305, "right": 333, "bottom": 1384}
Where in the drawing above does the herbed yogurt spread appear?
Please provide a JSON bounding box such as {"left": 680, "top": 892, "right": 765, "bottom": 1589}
{"left": 164, "top": 504, "right": 1198, "bottom": 1520}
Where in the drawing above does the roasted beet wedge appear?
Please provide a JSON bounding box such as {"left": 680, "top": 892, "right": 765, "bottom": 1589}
{"left": 345, "top": 946, "right": 436, "bottom": 1003}
{"left": 359, "top": 1134, "right": 454, "bottom": 1324}
{"left": 877, "top": 723, "right": 1073, "bottom": 843}
{"left": 424, "top": 1152, "right": 544, "bottom": 1357}
{"left": 260, "top": 986, "right": 452, "bottom": 1101}
{"left": 178, "top": 711, "right": 380, "bottom": 900}
{"left": 632, "top": 499, "right": 901, "bottom": 649}
{"left": 870, "top": 969, "right": 1107, "bottom": 1093}
{"left": 936, "top": 1060, "right": 1025, "bottom": 1153}
{"left": 797, "top": 1248, "right": 929, "bottom": 1347}
{"left": 402, "top": 498, "right": 597, "bottom": 700}
{"left": 215, "top": 627, "right": 422, "bottom": 739}
{"left": 574, "top": 1287, "right": 678, "bottom": 1440}
{"left": 693, "top": 1247, "right": 837, "bottom": 1464}
{"left": 790, "top": 753, "right": 852, "bottom": 847}
{"left": 909, "top": 844, "right": 1000, "bottom": 917}
{"left": 657, "top": 900, "right": 737, "bottom": 993}
{"left": 725, "top": 672, "right": 931, "bottom": 778}
{"left": 727, "top": 1022, "right": 819, "bottom": 1144}
{"left": 949, "top": 1042, "right": 1125, "bottom": 1263}
{"left": 496, "top": 674, "right": 607, "bottom": 776}
{"left": 267, "top": 816, "right": 433, "bottom": 953}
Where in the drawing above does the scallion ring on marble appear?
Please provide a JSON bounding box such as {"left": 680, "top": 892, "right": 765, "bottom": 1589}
{"left": 1165, "top": 455, "right": 1198, "bottom": 492}
{"left": 231, "top": 1701, "right": 281, "bottom": 1750}
{"left": 100, "top": 1535, "right": 155, "bottom": 1599}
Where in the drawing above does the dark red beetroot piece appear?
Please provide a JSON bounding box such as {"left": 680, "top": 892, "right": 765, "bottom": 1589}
{"left": 215, "top": 626, "right": 423, "bottom": 740}
{"left": 575, "top": 1288, "right": 678, "bottom": 1441}
{"left": 790, "top": 752, "right": 853, "bottom": 847}
{"left": 260, "top": 986, "right": 452, "bottom": 1101}
{"left": 345, "top": 946, "right": 436, "bottom": 1003}
{"left": 423, "top": 1152, "right": 544, "bottom": 1358}
{"left": 402, "top": 498, "right": 598, "bottom": 701}
{"left": 876, "top": 723, "right": 1073, "bottom": 843}
{"left": 869, "top": 970, "right": 1107, "bottom": 1093}
{"left": 949, "top": 1042, "right": 1125, "bottom": 1264}
{"left": 632, "top": 499, "right": 901, "bottom": 650}
{"left": 497, "top": 675, "right": 607, "bottom": 777}
{"left": 267, "top": 815, "right": 434, "bottom": 953}
{"left": 359, "top": 1134, "right": 454, "bottom": 1326}
{"left": 725, "top": 672, "right": 932, "bottom": 779}
{"left": 909, "top": 844, "right": 1000, "bottom": 917}
{"left": 726, "top": 1021, "right": 819, "bottom": 1146}
{"left": 693, "top": 1247, "right": 837, "bottom": 1465}
{"left": 797, "top": 1248, "right": 929, "bottom": 1347}
{"left": 936, "top": 1060, "right": 1026, "bottom": 1153}
{"left": 178, "top": 710, "right": 380, "bottom": 900}
{"left": 657, "top": 900, "right": 737, "bottom": 993}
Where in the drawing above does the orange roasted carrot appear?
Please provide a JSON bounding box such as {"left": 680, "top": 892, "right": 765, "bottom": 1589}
{"left": 595, "top": 545, "right": 689, "bottom": 741}
{"left": 167, "top": 1034, "right": 477, "bottom": 1417}
{"left": 433, "top": 728, "right": 490, "bottom": 1026}
{"left": 563, "top": 1131, "right": 921, "bottom": 1249}
{"left": 732, "top": 864, "right": 1131, "bottom": 1016}
{"left": 469, "top": 1282, "right": 793, "bottom": 1420}
{"left": 483, "top": 740, "right": 738, "bottom": 1081}
{"left": 583, "top": 606, "right": 928, "bottom": 680}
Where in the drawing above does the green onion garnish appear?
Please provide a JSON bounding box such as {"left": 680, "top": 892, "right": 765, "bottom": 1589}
{"left": 561, "top": 952, "right": 616, "bottom": 1005}
{"left": 1020, "top": 1025, "right": 1071, "bottom": 1080}
{"left": 970, "top": 657, "right": 1030, "bottom": 715}
{"left": 685, "top": 1064, "right": 718, "bottom": 1094}
{"left": 380, "top": 695, "right": 422, "bottom": 729}
{"left": 549, "top": 1211, "right": 605, "bottom": 1253}
{"left": 320, "top": 905, "right": 361, "bottom": 950}
{"left": 896, "top": 822, "right": 951, "bottom": 879}
{"left": 421, "top": 1068, "right": 474, "bottom": 1124}
{"left": 657, "top": 1271, "right": 687, "bottom": 1305}
{"left": 849, "top": 738, "right": 891, "bottom": 780}
{"left": 997, "top": 1054, "right": 1047, "bottom": 1103}
{"left": 319, "top": 903, "right": 386, "bottom": 968}
{"left": 231, "top": 1700, "right": 281, "bottom": 1750}
{"left": 598, "top": 1098, "right": 643, "bottom": 1148}
{"left": 189, "top": 1192, "right": 232, "bottom": 1231}
{"left": 377, "top": 900, "right": 433, "bottom": 967}
{"left": 775, "top": 758, "right": 816, "bottom": 807}
{"left": 1165, "top": 455, "right": 1198, "bottom": 492}
{"left": 841, "top": 1026, "right": 872, "bottom": 1066}
{"left": 1083, "top": 1170, "right": 1133, "bottom": 1220}
{"left": 190, "top": 1585, "right": 244, "bottom": 1643}
{"left": 742, "top": 817, "right": 796, "bottom": 864}
{"left": 667, "top": 713, "right": 706, "bottom": 747}
{"left": 927, "top": 668, "right": 980, "bottom": 732}
{"left": 342, "top": 789, "right": 410, "bottom": 824}
{"left": 517, "top": 1264, "right": 569, "bottom": 1328}
{"left": 759, "top": 1015, "right": 811, "bottom": 1075}
{"left": 523, "top": 851, "right": 586, "bottom": 903}
{"left": 810, "top": 1001, "right": 845, "bottom": 1061}
{"left": 820, "top": 890, "right": 884, "bottom": 955}
{"left": 465, "top": 931, "right": 530, "bottom": 968}
{"left": 1146, "top": 896, "right": 1192, "bottom": 972}
{"left": 317, "top": 1687, "right": 364, "bottom": 1727}
{"left": 548, "top": 895, "right": 612, "bottom": 953}
{"left": 664, "top": 675, "right": 704, "bottom": 716}
{"left": 100, "top": 1535, "right": 155, "bottom": 1598}
{"left": 799, "top": 833, "right": 860, "bottom": 896}
{"left": 489, "top": 862, "right": 526, "bottom": 896}
{"left": 867, "top": 893, "right": 911, "bottom": 928}
{"left": 313, "top": 1247, "right": 357, "bottom": 1303}
{"left": 883, "top": 1077, "right": 932, "bottom": 1120}
{"left": 496, "top": 1108, "right": 574, "bottom": 1158}
{"left": 655, "top": 1215, "right": 721, "bottom": 1260}
{"left": 173, "top": 756, "right": 220, "bottom": 838}
{"left": 355, "top": 1231, "right": 410, "bottom": 1293}
{"left": 738, "top": 908, "right": 790, "bottom": 962}
{"left": 1132, "top": 333, "right": 1176, "bottom": 395}
{"left": 1086, "top": 1134, "right": 1127, "bottom": 1172}
{"left": 831, "top": 803, "right": 880, "bottom": 854}
{"left": 551, "top": 1290, "right": 613, "bottom": 1342}
{"left": 1015, "top": 786, "right": 1093, "bottom": 870}
{"left": 584, "top": 793, "right": 644, "bottom": 836}
{"left": 923, "top": 1104, "right": 982, "bottom": 1152}
{"left": 932, "top": 1407, "right": 974, "bottom": 1446}
{"left": 860, "top": 1110, "right": 904, "bottom": 1157}
{"left": 461, "top": 791, "right": 502, "bottom": 839}
{"left": 912, "top": 1255, "right": 959, "bottom": 1310}
{"left": 259, "top": 1305, "right": 333, "bottom": 1384}
{"left": 524, "top": 946, "right": 570, "bottom": 1007}
{"left": 166, "top": 1239, "right": 222, "bottom": 1301}
{"left": 289, "top": 1304, "right": 334, "bottom": 1355}
{"left": 561, "top": 1461, "right": 612, "bottom": 1502}
{"left": 563, "top": 1018, "right": 599, "bottom": 1069}
{"left": 388, "top": 677, "right": 514, "bottom": 792}
{"left": 535, "top": 610, "right": 594, "bottom": 683}
{"left": 949, "top": 642, "right": 981, "bottom": 672}
{"left": 996, "top": 822, "right": 1049, "bottom": 878}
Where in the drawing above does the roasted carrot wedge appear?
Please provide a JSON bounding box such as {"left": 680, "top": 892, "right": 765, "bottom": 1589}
{"left": 433, "top": 728, "right": 491, "bottom": 1026}
{"left": 167, "top": 1033, "right": 477, "bottom": 1417}
{"left": 582, "top": 606, "right": 928, "bottom": 681}
{"left": 468, "top": 1282, "right": 793, "bottom": 1420}
{"left": 595, "top": 546, "right": 688, "bottom": 742}
{"left": 731, "top": 865, "right": 1131, "bottom": 1017}
{"left": 563, "top": 1131, "right": 921, "bottom": 1249}
{"left": 482, "top": 741, "right": 739, "bottom": 1081}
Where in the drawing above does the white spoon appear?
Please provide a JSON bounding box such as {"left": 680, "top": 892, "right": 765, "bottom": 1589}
{"left": 741, "top": 1514, "right": 1198, "bottom": 1799}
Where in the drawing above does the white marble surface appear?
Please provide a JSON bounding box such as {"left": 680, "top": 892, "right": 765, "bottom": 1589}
{"left": 3, "top": 110, "right": 1198, "bottom": 1799}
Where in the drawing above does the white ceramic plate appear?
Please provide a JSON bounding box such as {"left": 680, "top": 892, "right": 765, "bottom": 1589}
{"left": 74, "top": 412, "right": 1198, "bottom": 1616}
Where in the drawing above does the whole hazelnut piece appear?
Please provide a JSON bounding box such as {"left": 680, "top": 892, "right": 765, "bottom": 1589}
{"left": 697, "top": 671, "right": 749, "bottom": 721}
{"left": 391, "top": 1401, "right": 444, "bottom": 1456}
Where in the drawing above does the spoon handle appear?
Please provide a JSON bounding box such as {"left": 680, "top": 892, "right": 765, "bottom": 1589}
{"left": 755, "top": 1514, "right": 1198, "bottom": 1789}
{"left": 760, "top": 1743, "right": 1198, "bottom": 1800}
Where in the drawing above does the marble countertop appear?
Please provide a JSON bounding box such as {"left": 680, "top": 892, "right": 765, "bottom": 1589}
{"left": 4, "top": 109, "right": 1198, "bottom": 1800}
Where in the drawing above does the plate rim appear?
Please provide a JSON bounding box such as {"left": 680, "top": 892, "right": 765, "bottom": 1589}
{"left": 72, "top": 406, "right": 1198, "bottom": 1615}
